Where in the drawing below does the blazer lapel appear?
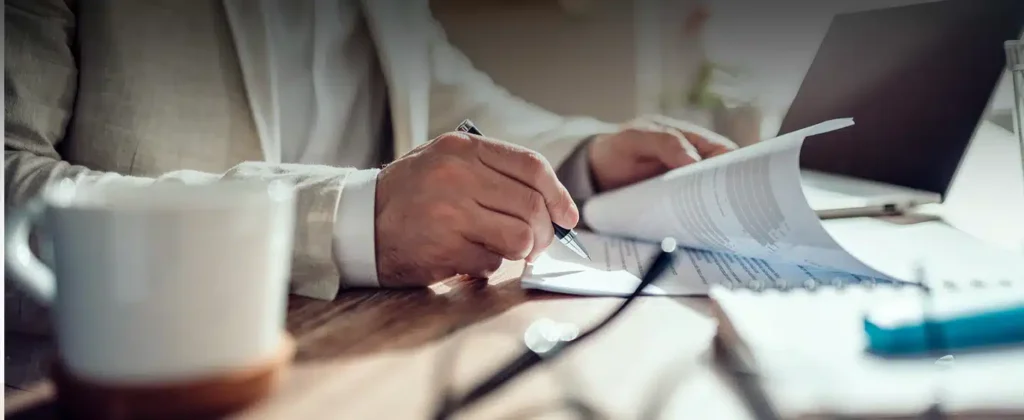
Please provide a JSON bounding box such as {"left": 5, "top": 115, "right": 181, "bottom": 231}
{"left": 360, "top": 0, "right": 431, "bottom": 157}
{"left": 222, "top": 0, "right": 280, "bottom": 163}
{"left": 222, "top": 0, "right": 432, "bottom": 161}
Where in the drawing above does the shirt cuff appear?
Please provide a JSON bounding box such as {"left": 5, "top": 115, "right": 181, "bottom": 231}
{"left": 332, "top": 168, "right": 381, "bottom": 288}
{"left": 556, "top": 136, "right": 598, "bottom": 203}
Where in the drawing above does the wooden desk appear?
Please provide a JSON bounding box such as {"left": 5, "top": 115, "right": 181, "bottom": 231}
{"left": 4, "top": 261, "right": 750, "bottom": 419}
{"left": 7, "top": 121, "right": 1020, "bottom": 419}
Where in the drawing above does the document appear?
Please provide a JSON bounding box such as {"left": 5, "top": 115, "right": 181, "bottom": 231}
{"left": 524, "top": 119, "right": 924, "bottom": 296}
{"left": 522, "top": 231, "right": 898, "bottom": 296}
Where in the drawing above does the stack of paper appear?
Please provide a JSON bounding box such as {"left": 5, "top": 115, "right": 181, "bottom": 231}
{"left": 522, "top": 119, "right": 1024, "bottom": 296}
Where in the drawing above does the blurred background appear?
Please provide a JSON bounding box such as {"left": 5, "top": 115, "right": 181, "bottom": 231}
{"left": 432, "top": 0, "right": 1018, "bottom": 141}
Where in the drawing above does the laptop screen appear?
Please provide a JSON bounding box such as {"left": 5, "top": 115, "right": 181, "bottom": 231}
{"left": 781, "top": 0, "right": 1024, "bottom": 197}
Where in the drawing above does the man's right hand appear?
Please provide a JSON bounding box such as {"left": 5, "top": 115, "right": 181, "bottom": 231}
{"left": 373, "top": 132, "right": 579, "bottom": 287}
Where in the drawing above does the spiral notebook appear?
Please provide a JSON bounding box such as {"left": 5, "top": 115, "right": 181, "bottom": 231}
{"left": 711, "top": 281, "right": 1024, "bottom": 419}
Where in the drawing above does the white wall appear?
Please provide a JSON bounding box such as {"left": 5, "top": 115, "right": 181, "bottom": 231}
{"left": 431, "top": 0, "right": 644, "bottom": 123}
{"left": 432, "top": 0, "right": 1017, "bottom": 130}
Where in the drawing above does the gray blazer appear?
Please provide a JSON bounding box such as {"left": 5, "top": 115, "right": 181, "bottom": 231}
{"left": 4, "top": 0, "right": 616, "bottom": 333}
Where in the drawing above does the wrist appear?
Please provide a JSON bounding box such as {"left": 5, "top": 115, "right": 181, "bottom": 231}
{"left": 585, "top": 134, "right": 609, "bottom": 194}
{"left": 556, "top": 135, "right": 603, "bottom": 203}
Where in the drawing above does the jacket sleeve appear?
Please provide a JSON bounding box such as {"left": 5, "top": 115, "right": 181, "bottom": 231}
{"left": 5, "top": 0, "right": 349, "bottom": 334}
{"left": 422, "top": 16, "right": 620, "bottom": 170}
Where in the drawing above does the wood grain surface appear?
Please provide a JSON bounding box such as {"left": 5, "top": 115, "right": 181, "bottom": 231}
{"left": 286, "top": 261, "right": 547, "bottom": 362}
{"left": 3, "top": 261, "right": 525, "bottom": 414}
{"left": 4, "top": 260, "right": 746, "bottom": 419}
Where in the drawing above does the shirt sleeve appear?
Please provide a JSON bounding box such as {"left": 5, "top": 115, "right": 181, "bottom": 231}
{"left": 333, "top": 139, "right": 593, "bottom": 289}
{"left": 555, "top": 136, "right": 598, "bottom": 203}
{"left": 332, "top": 168, "right": 381, "bottom": 288}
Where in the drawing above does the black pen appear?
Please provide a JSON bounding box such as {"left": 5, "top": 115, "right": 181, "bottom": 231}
{"left": 455, "top": 119, "right": 591, "bottom": 260}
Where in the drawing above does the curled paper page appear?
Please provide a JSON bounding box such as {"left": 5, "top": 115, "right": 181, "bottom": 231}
{"left": 525, "top": 118, "right": 1024, "bottom": 296}
{"left": 581, "top": 118, "right": 895, "bottom": 278}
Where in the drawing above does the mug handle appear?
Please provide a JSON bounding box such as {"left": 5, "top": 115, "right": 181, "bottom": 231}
{"left": 5, "top": 198, "right": 56, "bottom": 304}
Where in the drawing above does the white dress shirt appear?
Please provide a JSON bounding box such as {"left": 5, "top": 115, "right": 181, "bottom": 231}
{"left": 247, "top": 0, "right": 596, "bottom": 289}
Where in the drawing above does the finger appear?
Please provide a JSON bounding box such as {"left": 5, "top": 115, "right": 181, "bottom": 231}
{"left": 461, "top": 203, "right": 536, "bottom": 261}
{"left": 449, "top": 240, "right": 504, "bottom": 279}
{"left": 640, "top": 129, "right": 701, "bottom": 169}
{"left": 647, "top": 116, "right": 739, "bottom": 157}
{"left": 473, "top": 166, "right": 556, "bottom": 262}
{"left": 682, "top": 131, "right": 734, "bottom": 158}
{"left": 473, "top": 139, "right": 579, "bottom": 228}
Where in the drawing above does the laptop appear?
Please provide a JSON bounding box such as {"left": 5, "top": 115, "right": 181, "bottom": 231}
{"left": 780, "top": 0, "right": 1024, "bottom": 219}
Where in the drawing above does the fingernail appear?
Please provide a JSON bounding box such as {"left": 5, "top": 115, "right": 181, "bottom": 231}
{"left": 567, "top": 202, "right": 580, "bottom": 225}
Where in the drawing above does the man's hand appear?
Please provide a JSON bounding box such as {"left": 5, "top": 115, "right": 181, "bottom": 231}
{"left": 374, "top": 132, "right": 578, "bottom": 287}
{"left": 587, "top": 116, "right": 739, "bottom": 192}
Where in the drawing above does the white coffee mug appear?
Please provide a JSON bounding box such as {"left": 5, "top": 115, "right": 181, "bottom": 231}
{"left": 5, "top": 179, "right": 295, "bottom": 385}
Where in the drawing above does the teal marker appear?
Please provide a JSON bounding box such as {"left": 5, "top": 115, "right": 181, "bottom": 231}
{"left": 865, "top": 302, "right": 1024, "bottom": 356}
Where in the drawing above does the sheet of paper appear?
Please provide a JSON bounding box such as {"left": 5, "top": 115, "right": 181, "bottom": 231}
{"left": 581, "top": 118, "right": 899, "bottom": 281}
{"left": 822, "top": 218, "right": 1024, "bottom": 286}
{"left": 521, "top": 231, "right": 898, "bottom": 296}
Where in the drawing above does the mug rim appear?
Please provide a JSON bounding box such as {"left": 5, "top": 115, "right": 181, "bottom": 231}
{"left": 40, "top": 179, "right": 295, "bottom": 212}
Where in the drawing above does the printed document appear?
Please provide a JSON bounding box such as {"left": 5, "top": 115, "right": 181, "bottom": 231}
{"left": 524, "top": 230, "right": 899, "bottom": 296}
{"left": 522, "top": 119, "right": 964, "bottom": 295}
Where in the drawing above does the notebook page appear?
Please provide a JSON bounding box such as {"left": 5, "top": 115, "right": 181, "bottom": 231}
{"left": 521, "top": 231, "right": 897, "bottom": 296}
{"left": 711, "top": 286, "right": 1024, "bottom": 417}
{"left": 582, "top": 118, "right": 896, "bottom": 280}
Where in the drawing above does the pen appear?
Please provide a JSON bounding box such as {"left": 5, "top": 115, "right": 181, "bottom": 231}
{"left": 455, "top": 119, "right": 591, "bottom": 260}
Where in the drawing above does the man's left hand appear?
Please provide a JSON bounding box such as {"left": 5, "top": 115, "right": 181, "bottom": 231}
{"left": 587, "top": 116, "right": 739, "bottom": 192}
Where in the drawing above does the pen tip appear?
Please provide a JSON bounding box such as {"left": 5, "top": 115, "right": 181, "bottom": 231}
{"left": 576, "top": 242, "right": 592, "bottom": 260}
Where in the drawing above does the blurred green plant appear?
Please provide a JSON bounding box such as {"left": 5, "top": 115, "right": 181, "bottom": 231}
{"left": 658, "top": 3, "right": 752, "bottom": 113}
{"left": 659, "top": 61, "right": 745, "bottom": 111}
